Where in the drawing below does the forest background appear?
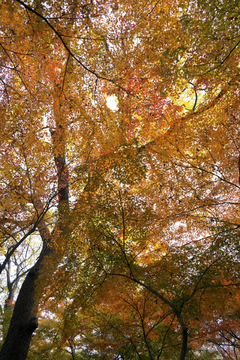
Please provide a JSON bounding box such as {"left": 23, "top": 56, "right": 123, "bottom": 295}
{"left": 0, "top": 0, "right": 240, "bottom": 359}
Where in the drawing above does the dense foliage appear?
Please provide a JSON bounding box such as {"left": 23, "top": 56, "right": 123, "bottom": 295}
{"left": 0, "top": 0, "right": 240, "bottom": 359}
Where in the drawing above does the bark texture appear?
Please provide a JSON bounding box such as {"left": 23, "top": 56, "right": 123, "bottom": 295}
{"left": 0, "top": 242, "right": 55, "bottom": 360}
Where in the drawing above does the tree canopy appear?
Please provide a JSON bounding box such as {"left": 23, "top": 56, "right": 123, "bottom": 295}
{"left": 0, "top": 1, "right": 240, "bottom": 359}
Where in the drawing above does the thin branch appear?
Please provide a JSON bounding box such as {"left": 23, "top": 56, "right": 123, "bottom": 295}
{"left": 0, "top": 40, "right": 36, "bottom": 98}
{"left": 157, "top": 315, "right": 175, "bottom": 360}
{"left": 15, "top": 0, "right": 131, "bottom": 94}
{"left": 197, "top": 38, "right": 240, "bottom": 76}
{"left": 189, "top": 81, "right": 198, "bottom": 111}
{"left": 61, "top": 53, "right": 70, "bottom": 94}
{"left": 146, "top": 0, "right": 161, "bottom": 17}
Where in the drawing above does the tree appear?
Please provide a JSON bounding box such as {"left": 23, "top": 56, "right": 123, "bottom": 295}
{"left": 0, "top": 0, "right": 240, "bottom": 359}
{"left": 0, "top": 238, "right": 39, "bottom": 345}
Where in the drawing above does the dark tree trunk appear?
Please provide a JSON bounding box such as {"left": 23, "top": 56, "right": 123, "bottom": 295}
{"left": 0, "top": 243, "right": 55, "bottom": 360}
{"left": 179, "top": 326, "right": 188, "bottom": 360}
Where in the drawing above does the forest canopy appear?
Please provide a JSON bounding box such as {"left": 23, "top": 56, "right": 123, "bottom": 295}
{"left": 0, "top": 0, "right": 240, "bottom": 359}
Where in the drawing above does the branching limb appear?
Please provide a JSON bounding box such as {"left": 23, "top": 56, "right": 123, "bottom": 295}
{"left": 15, "top": 0, "right": 130, "bottom": 94}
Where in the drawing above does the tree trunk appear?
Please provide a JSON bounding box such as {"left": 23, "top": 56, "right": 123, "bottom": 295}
{"left": 0, "top": 85, "right": 69, "bottom": 360}
{"left": 179, "top": 326, "right": 188, "bottom": 360}
{"left": 0, "top": 242, "right": 55, "bottom": 360}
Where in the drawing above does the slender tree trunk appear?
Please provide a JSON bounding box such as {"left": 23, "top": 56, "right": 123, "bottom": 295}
{"left": 179, "top": 326, "right": 188, "bottom": 360}
{"left": 175, "top": 309, "right": 188, "bottom": 360}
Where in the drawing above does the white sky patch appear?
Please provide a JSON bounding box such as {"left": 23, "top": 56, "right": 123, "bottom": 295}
{"left": 106, "top": 95, "right": 119, "bottom": 111}
{"left": 174, "top": 221, "right": 187, "bottom": 230}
